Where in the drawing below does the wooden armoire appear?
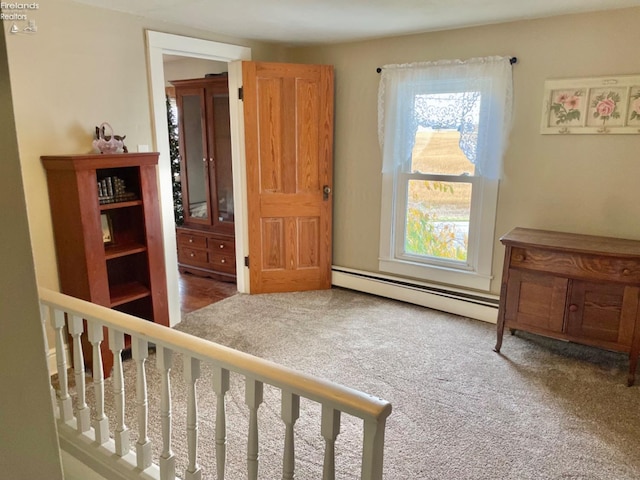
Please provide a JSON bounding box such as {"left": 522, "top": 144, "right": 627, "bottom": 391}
{"left": 171, "top": 75, "right": 236, "bottom": 282}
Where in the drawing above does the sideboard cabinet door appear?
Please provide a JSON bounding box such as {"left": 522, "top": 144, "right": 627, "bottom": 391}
{"left": 566, "top": 281, "right": 638, "bottom": 347}
{"left": 505, "top": 269, "right": 567, "bottom": 334}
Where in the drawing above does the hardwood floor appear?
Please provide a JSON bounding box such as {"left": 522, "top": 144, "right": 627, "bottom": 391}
{"left": 178, "top": 272, "right": 237, "bottom": 316}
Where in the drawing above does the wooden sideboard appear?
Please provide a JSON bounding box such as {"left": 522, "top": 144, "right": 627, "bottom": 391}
{"left": 495, "top": 227, "right": 640, "bottom": 386}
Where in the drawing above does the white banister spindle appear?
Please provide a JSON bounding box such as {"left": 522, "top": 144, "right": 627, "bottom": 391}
{"left": 87, "top": 322, "right": 109, "bottom": 444}
{"left": 212, "top": 367, "right": 230, "bottom": 480}
{"left": 361, "top": 417, "right": 387, "bottom": 480}
{"left": 69, "top": 315, "right": 90, "bottom": 432}
{"left": 40, "top": 305, "right": 58, "bottom": 416}
{"left": 51, "top": 308, "right": 73, "bottom": 422}
{"left": 184, "top": 356, "right": 202, "bottom": 480}
{"left": 321, "top": 406, "right": 341, "bottom": 480}
{"left": 245, "top": 378, "right": 264, "bottom": 480}
{"left": 132, "top": 338, "right": 152, "bottom": 470}
{"left": 157, "top": 347, "right": 175, "bottom": 480}
{"left": 281, "top": 391, "right": 300, "bottom": 480}
{"left": 108, "top": 329, "right": 129, "bottom": 457}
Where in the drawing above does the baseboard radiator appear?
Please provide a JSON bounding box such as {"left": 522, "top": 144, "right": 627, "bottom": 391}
{"left": 39, "top": 287, "right": 392, "bottom": 480}
{"left": 331, "top": 266, "right": 500, "bottom": 324}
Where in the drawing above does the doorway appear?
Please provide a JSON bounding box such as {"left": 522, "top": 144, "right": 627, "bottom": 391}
{"left": 146, "top": 31, "right": 251, "bottom": 326}
{"left": 165, "top": 57, "right": 237, "bottom": 314}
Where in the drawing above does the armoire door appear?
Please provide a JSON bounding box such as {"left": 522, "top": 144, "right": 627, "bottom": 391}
{"left": 175, "top": 85, "right": 212, "bottom": 226}
{"left": 206, "top": 83, "right": 234, "bottom": 234}
{"left": 242, "top": 61, "right": 334, "bottom": 294}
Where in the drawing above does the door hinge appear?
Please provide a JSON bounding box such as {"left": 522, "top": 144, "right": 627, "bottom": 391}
{"left": 238, "top": 86, "right": 243, "bottom": 100}
{"left": 244, "top": 256, "right": 249, "bottom": 268}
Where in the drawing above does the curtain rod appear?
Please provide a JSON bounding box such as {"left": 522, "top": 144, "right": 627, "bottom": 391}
{"left": 375, "top": 56, "right": 518, "bottom": 73}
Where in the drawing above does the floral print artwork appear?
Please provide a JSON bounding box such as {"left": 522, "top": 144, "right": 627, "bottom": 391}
{"left": 587, "top": 87, "right": 625, "bottom": 128}
{"left": 549, "top": 89, "right": 584, "bottom": 125}
{"left": 541, "top": 75, "right": 640, "bottom": 134}
{"left": 628, "top": 87, "right": 640, "bottom": 125}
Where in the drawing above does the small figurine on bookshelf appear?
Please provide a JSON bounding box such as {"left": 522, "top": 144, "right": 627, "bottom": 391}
{"left": 93, "top": 123, "right": 128, "bottom": 154}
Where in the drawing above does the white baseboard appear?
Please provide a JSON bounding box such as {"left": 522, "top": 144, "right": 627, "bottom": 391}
{"left": 331, "top": 266, "right": 499, "bottom": 324}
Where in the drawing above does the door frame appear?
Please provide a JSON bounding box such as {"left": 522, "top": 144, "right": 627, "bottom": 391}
{"left": 146, "top": 31, "right": 251, "bottom": 326}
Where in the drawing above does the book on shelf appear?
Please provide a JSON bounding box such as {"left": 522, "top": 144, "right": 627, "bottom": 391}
{"left": 97, "top": 176, "right": 137, "bottom": 204}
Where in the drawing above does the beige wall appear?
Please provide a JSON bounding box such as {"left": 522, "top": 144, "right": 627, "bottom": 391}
{"left": 0, "top": 25, "right": 63, "bottom": 479}
{"left": 5, "top": 0, "right": 284, "bottom": 295}
{"left": 290, "top": 7, "right": 640, "bottom": 294}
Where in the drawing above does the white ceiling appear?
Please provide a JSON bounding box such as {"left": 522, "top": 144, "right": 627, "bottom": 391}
{"left": 72, "top": 0, "right": 640, "bottom": 46}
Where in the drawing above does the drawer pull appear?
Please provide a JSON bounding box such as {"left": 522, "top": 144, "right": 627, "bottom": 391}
{"left": 220, "top": 258, "right": 226, "bottom": 264}
{"left": 515, "top": 254, "right": 525, "bottom": 261}
{"left": 569, "top": 304, "right": 578, "bottom": 312}
{"left": 189, "top": 238, "right": 194, "bottom": 243}
{"left": 623, "top": 268, "right": 631, "bottom": 276}
{"left": 219, "top": 244, "right": 225, "bottom": 249}
{"left": 190, "top": 252, "right": 195, "bottom": 257}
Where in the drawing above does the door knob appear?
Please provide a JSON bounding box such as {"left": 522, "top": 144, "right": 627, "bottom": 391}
{"left": 323, "top": 185, "right": 331, "bottom": 200}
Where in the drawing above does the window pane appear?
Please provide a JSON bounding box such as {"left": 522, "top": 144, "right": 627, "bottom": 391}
{"left": 411, "top": 128, "right": 475, "bottom": 175}
{"left": 405, "top": 179, "right": 471, "bottom": 261}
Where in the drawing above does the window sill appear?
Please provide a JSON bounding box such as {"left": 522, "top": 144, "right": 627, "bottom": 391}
{"left": 379, "top": 258, "right": 492, "bottom": 291}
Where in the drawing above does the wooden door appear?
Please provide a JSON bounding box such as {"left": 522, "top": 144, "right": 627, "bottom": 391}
{"left": 242, "top": 61, "right": 334, "bottom": 293}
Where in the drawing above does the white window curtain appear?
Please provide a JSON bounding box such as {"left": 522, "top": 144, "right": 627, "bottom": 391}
{"left": 378, "top": 56, "right": 513, "bottom": 180}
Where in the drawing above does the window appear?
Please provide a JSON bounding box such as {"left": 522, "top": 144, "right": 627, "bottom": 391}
{"left": 378, "top": 57, "right": 513, "bottom": 291}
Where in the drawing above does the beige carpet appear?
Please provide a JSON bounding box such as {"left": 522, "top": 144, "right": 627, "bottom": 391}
{"left": 97, "top": 287, "right": 640, "bottom": 479}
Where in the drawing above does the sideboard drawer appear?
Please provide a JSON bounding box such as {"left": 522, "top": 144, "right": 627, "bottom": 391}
{"left": 178, "top": 247, "right": 208, "bottom": 265}
{"left": 209, "top": 253, "right": 236, "bottom": 274}
{"left": 511, "top": 247, "right": 640, "bottom": 284}
{"left": 208, "top": 238, "right": 235, "bottom": 254}
{"left": 178, "top": 232, "right": 207, "bottom": 249}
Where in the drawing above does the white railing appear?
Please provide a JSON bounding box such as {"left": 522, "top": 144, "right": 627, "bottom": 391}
{"left": 39, "top": 287, "right": 392, "bottom": 480}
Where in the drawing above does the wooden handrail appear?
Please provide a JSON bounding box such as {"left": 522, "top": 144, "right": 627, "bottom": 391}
{"left": 39, "top": 286, "right": 392, "bottom": 424}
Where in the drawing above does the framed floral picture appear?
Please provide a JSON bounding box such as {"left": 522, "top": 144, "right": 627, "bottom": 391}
{"left": 101, "top": 213, "right": 113, "bottom": 244}
{"left": 540, "top": 74, "right": 640, "bottom": 134}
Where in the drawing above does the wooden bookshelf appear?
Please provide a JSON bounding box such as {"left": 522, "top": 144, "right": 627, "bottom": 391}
{"left": 42, "top": 152, "right": 169, "bottom": 378}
